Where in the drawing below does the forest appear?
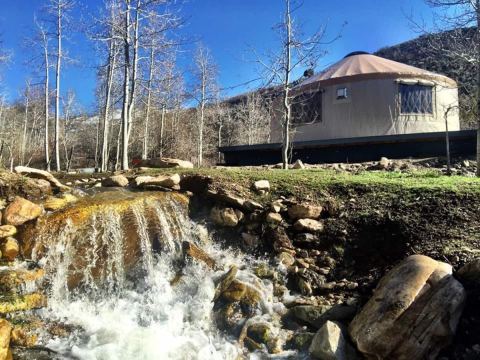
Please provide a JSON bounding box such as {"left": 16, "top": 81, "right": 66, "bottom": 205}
{"left": 0, "top": 0, "right": 272, "bottom": 171}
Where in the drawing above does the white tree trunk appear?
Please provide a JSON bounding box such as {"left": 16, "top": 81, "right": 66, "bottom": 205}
{"left": 282, "top": 0, "right": 292, "bottom": 170}
{"left": 101, "top": 38, "right": 117, "bottom": 171}
{"left": 54, "top": 2, "right": 62, "bottom": 172}
{"left": 142, "top": 44, "right": 155, "bottom": 160}
{"left": 121, "top": 0, "right": 131, "bottom": 170}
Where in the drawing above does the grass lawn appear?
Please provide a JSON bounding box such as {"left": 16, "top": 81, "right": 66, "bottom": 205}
{"left": 140, "top": 167, "right": 480, "bottom": 197}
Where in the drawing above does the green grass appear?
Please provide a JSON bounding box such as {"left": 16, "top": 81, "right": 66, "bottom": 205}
{"left": 140, "top": 167, "right": 480, "bottom": 197}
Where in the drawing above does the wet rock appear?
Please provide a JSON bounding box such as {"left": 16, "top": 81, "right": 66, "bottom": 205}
{"left": 294, "top": 219, "right": 324, "bottom": 233}
{"left": 247, "top": 322, "right": 272, "bottom": 345}
{"left": 134, "top": 174, "right": 180, "bottom": 188}
{"left": 210, "top": 206, "right": 241, "bottom": 227}
{"left": 288, "top": 204, "right": 323, "bottom": 220}
{"left": 309, "top": 321, "right": 357, "bottom": 360}
{"left": 0, "top": 319, "right": 12, "bottom": 360}
{"left": 213, "top": 265, "right": 238, "bottom": 302}
{"left": 214, "top": 302, "right": 245, "bottom": 332}
{"left": 4, "top": 197, "right": 43, "bottom": 226}
{"left": 292, "top": 159, "right": 305, "bottom": 169}
{"left": 290, "top": 304, "right": 357, "bottom": 329}
{"left": 0, "top": 293, "right": 46, "bottom": 314}
{"left": 182, "top": 241, "right": 216, "bottom": 269}
{"left": 266, "top": 212, "right": 283, "bottom": 224}
{"left": 456, "top": 259, "right": 480, "bottom": 284}
{"left": 222, "top": 279, "right": 247, "bottom": 302}
{"left": 0, "top": 268, "right": 45, "bottom": 294}
{"left": 14, "top": 166, "right": 70, "bottom": 192}
{"left": 1, "top": 238, "right": 19, "bottom": 261}
{"left": 101, "top": 175, "right": 129, "bottom": 187}
{"left": 0, "top": 225, "right": 16, "bottom": 239}
{"left": 11, "top": 326, "right": 37, "bottom": 347}
{"left": 290, "top": 331, "right": 315, "bottom": 351}
{"left": 277, "top": 252, "right": 295, "bottom": 267}
{"left": 349, "top": 255, "right": 466, "bottom": 360}
{"left": 253, "top": 180, "right": 270, "bottom": 194}
{"left": 241, "top": 232, "right": 259, "bottom": 247}
{"left": 253, "top": 264, "right": 276, "bottom": 279}
{"left": 244, "top": 337, "right": 263, "bottom": 352}
{"left": 43, "top": 193, "right": 78, "bottom": 211}
{"left": 137, "top": 157, "right": 194, "bottom": 169}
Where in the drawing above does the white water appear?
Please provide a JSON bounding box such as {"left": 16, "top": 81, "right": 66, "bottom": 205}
{"left": 34, "top": 193, "right": 277, "bottom": 360}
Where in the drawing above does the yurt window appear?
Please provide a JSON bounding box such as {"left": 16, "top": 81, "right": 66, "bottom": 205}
{"left": 336, "top": 87, "right": 348, "bottom": 99}
{"left": 291, "top": 91, "right": 322, "bottom": 124}
{"left": 399, "top": 84, "right": 433, "bottom": 114}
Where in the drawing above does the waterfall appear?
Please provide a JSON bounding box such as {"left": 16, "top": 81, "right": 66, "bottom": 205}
{"left": 30, "top": 191, "right": 255, "bottom": 360}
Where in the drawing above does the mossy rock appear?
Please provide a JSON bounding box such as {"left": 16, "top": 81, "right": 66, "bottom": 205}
{"left": 247, "top": 322, "right": 271, "bottom": 344}
{"left": 0, "top": 293, "right": 46, "bottom": 314}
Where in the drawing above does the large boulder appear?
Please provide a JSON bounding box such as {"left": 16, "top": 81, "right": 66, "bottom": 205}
{"left": 101, "top": 175, "right": 129, "bottom": 187}
{"left": 138, "top": 157, "right": 194, "bottom": 169}
{"left": 14, "top": 166, "right": 70, "bottom": 192}
{"left": 349, "top": 255, "right": 466, "bottom": 360}
{"left": 456, "top": 259, "right": 480, "bottom": 284}
{"left": 4, "top": 197, "right": 43, "bottom": 226}
{"left": 309, "top": 321, "right": 357, "bottom": 360}
{"left": 134, "top": 174, "right": 180, "bottom": 188}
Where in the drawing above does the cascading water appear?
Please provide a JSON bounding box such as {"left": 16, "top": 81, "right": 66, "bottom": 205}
{"left": 28, "top": 191, "right": 279, "bottom": 360}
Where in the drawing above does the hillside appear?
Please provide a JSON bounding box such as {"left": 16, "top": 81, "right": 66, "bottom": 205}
{"left": 375, "top": 28, "right": 477, "bottom": 129}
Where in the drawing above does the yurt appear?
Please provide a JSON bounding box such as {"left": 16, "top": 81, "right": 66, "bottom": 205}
{"left": 270, "top": 52, "right": 460, "bottom": 142}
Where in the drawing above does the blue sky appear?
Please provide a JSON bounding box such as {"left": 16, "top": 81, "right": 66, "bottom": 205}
{"left": 0, "top": 0, "right": 435, "bottom": 111}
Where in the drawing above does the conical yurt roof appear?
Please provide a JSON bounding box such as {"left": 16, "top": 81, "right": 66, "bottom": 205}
{"left": 298, "top": 52, "right": 456, "bottom": 88}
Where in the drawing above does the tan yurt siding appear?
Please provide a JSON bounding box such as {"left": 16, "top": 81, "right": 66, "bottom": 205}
{"left": 270, "top": 53, "right": 460, "bottom": 143}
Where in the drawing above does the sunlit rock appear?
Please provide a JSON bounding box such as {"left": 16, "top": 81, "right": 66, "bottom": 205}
{"left": 288, "top": 204, "right": 323, "bottom": 220}
{"left": 43, "top": 193, "right": 78, "bottom": 211}
{"left": 349, "top": 255, "right": 466, "bottom": 360}
{"left": 14, "top": 166, "right": 70, "bottom": 192}
{"left": 309, "top": 321, "right": 357, "bottom": 360}
{"left": 0, "top": 238, "right": 19, "bottom": 261}
{"left": 4, "top": 197, "right": 43, "bottom": 226}
{"left": 0, "top": 225, "right": 16, "bottom": 239}
{"left": 0, "top": 319, "right": 12, "bottom": 360}
{"left": 101, "top": 175, "right": 129, "bottom": 187}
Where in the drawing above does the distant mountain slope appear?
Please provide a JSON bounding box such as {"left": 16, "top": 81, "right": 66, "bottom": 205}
{"left": 375, "top": 28, "right": 476, "bottom": 128}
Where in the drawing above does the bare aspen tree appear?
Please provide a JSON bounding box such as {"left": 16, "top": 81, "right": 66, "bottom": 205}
{"left": 192, "top": 45, "right": 218, "bottom": 167}
{"left": 94, "top": 0, "right": 121, "bottom": 172}
{"left": 46, "top": 0, "right": 75, "bottom": 172}
{"left": 21, "top": 80, "right": 32, "bottom": 165}
{"left": 253, "top": 0, "right": 336, "bottom": 169}
{"left": 33, "top": 19, "right": 53, "bottom": 171}
{"left": 120, "top": 0, "right": 132, "bottom": 170}
{"left": 420, "top": 0, "right": 480, "bottom": 175}
{"left": 62, "top": 90, "right": 76, "bottom": 171}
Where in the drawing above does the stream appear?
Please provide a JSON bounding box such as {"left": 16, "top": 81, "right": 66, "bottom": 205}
{"left": 25, "top": 190, "right": 283, "bottom": 360}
